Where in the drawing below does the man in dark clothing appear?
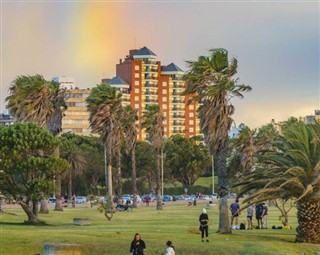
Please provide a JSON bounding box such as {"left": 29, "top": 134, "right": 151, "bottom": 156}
{"left": 255, "top": 203, "right": 264, "bottom": 229}
{"left": 199, "top": 208, "right": 209, "bottom": 242}
{"left": 230, "top": 199, "right": 240, "bottom": 230}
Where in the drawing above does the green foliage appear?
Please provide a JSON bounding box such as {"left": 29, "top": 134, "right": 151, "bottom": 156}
{"left": 0, "top": 123, "right": 68, "bottom": 221}
{"left": 164, "top": 135, "right": 211, "bottom": 186}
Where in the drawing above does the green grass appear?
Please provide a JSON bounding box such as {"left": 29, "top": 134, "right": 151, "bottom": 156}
{"left": 1, "top": 202, "right": 320, "bottom": 255}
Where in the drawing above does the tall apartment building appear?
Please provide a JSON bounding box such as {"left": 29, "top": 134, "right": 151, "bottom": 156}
{"left": 114, "top": 46, "right": 200, "bottom": 140}
{"left": 61, "top": 88, "right": 91, "bottom": 135}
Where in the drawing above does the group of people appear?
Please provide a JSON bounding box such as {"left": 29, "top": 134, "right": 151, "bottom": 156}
{"left": 230, "top": 199, "right": 268, "bottom": 230}
{"left": 130, "top": 233, "right": 175, "bottom": 255}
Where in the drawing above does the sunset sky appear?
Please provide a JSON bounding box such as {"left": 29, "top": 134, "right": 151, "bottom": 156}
{"left": 1, "top": 1, "right": 319, "bottom": 128}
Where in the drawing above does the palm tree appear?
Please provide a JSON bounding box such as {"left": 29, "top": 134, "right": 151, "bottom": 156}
{"left": 6, "top": 74, "right": 67, "bottom": 212}
{"left": 234, "top": 126, "right": 255, "bottom": 174}
{"left": 60, "top": 139, "right": 87, "bottom": 199}
{"left": 237, "top": 122, "right": 320, "bottom": 243}
{"left": 183, "top": 49, "right": 252, "bottom": 233}
{"left": 86, "top": 83, "right": 123, "bottom": 206}
{"left": 112, "top": 118, "right": 125, "bottom": 204}
{"left": 123, "top": 105, "right": 139, "bottom": 208}
{"left": 142, "top": 104, "right": 164, "bottom": 210}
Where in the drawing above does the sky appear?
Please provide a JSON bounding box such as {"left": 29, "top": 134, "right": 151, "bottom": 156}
{"left": 1, "top": 0, "right": 319, "bottom": 128}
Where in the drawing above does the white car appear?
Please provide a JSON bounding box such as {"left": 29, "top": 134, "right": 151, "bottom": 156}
{"left": 211, "top": 193, "right": 218, "bottom": 199}
{"left": 76, "top": 196, "right": 87, "bottom": 204}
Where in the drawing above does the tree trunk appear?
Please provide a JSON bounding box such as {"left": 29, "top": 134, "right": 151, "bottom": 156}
{"left": 132, "top": 149, "right": 138, "bottom": 208}
{"left": 105, "top": 143, "right": 114, "bottom": 205}
{"left": 53, "top": 146, "right": 63, "bottom": 211}
{"left": 117, "top": 149, "right": 123, "bottom": 204}
{"left": 39, "top": 197, "right": 49, "bottom": 214}
{"left": 215, "top": 147, "right": 231, "bottom": 233}
{"left": 54, "top": 170, "right": 63, "bottom": 211}
{"left": 296, "top": 199, "right": 320, "bottom": 243}
{"left": 155, "top": 150, "right": 163, "bottom": 210}
{"left": 68, "top": 170, "right": 72, "bottom": 199}
{"left": 21, "top": 200, "right": 40, "bottom": 223}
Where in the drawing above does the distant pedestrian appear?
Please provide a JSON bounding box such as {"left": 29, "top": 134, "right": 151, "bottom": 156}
{"left": 230, "top": 199, "right": 240, "bottom": 230}
{"left": 246, "top": 203, "right": 253, "bottom": 230}
{"left": 130, "top": 233, "right": 146, "bottom": 255}
{"left": 199, "top": 208, "right": 209, "bottom": 242}
{"left": 72, "top": 194, "right": 76, "bottom": 207}
{"left": 262, "top": 203, "right": 268, "bottom": 229}
{"left": 255, "top": 203, "right": 264, "bottom": 229}
{"left": 161, "top": 240, "right": 175, "bottom": 255}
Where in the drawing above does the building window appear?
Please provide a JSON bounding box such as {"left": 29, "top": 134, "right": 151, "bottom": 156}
{"left": 134, "top": 73, "right": 140, "bottom": 78}
{"left": 135, "top": 80, "right": 139, "bottom": 86}
{"left": 189, "top": 127, "right": 194, "bottom": 132}
{"left": 164, "top": 127, "right": 167, "bottom": 132}
{"left": 163, "top": 112, "right": 167, "bottom": 116}
{"left": 163, "top": 90, "right": 167, "bottom": 95}
{"left": 135, "top": 65, "right": 140, "bottom": 71}
{"left": 134, "top": 96, "right": 139, "bottom": 101}
{"left": 189, "top": 104, "right": 194, "bottom": 110}
{"left": 162, "top": 97, "right": 167, "bottom": 102}
{"left": 163, "top": 120, "right": 167, "bottom": 124}
{"left": 134, "top": 104, "right": 139, "bottom": 109}
{"left": 163, "top": 82, "right": 167, "bottom": 87}
{"left": 189, "top": 120, "right": 194, "bottom": 125}
{"left": 189, "top": 112, "right": 194, "bottom": 117}
{"left": 134, "top": 88, "right": 139, "bottom": 93}
{"left": 163, "top": 104, "right": 167, "bottom": 109}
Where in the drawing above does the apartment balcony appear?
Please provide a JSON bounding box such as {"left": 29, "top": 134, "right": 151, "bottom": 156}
{"left": 173, "top": 121, "right": 185, "bottom": 126}
{"left": 143, "top": 59, "right": 158, "bottom": 65}
{"left": 173, "top": 84, "right": 185, "bottom": 89}
{"left": 172, "top": 114, "right": 185, "bottom": 119}
{"left": 145, "top": 66, "right": 158, "bottom": 73}
{"left": 172, "top": 100, "right": 185, "bottom": 104}
{"left": 145, "top": 81, "right": 158, "bottom": 88}
{"left": 145, "top": 99, "right": 158, "bottom": 103}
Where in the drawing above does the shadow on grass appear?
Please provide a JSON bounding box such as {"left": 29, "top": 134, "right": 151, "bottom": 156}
{"left": 0, "top": 220, "right": 51, "bottom": 226}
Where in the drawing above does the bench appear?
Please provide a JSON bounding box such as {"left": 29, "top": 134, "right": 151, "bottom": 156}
{"left": 43, "top": 243, "right": 81, "bottom": 255}
{"left": 73, "top": 218, "right": 90, "bottom": 226}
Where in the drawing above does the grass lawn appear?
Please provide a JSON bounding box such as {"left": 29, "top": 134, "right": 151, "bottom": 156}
{"left": 1, "top": 201, "right": 320, "bottom": 255}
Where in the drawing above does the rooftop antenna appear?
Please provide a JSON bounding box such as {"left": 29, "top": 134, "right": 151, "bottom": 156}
{"left": 134, "top": 36, "right": 136, "bottom": 49}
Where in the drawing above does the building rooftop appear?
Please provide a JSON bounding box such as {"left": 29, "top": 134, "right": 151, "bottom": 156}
{"left": 161, "top": 63, "right": 183, "bottom": 72}
{"left": 108, "top": 76, "right": 129, "bottom": 86}
{"left": 133, "top": 46, "right": 157, "bottom": 57}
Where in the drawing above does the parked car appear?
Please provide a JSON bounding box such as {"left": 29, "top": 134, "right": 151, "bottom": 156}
{"left": 211, "top": 193, "right": 218, "bottom": 199}
{"left": 47, "top": 197, "right": 67, "bottom": 207}
{"left": 75, "top": 196, "right": 87, "bottom": 204}
{"left": 142, "top": 195, "right": 155, "bottom": 203}
{"left": 162, "top": 195, "right": 173, "bottom": 202}
{"left": 228, "top": 193, "right": 237, "bottom": 199}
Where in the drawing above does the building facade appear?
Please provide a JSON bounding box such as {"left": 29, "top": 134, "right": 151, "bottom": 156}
{"left": 61, "top": 88, "right": 91, "bottom": 135}
{"left": 59, "top": 47, "right": 200, "bottom": 140}
{"left": 114, "top": 46, "right": 200, "bottom": 140}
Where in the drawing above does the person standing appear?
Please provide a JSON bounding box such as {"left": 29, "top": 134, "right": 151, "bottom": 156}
{"left": 230, "top": 199, "right": 240, "bottom": 230}
{"left": 130, "top": 233, "right": 146, "bottom": 255}
{"left": 199, "top": 208, "right": 209, "bottom": 242}
{"left": 262, "top": 203, "right": 268, "bottom": 229}
{"left": 162, "top": 240, "right": 175, "bottom": 255}
{"left": 246, "top": 203, "right": 253, "bottom": 230}
{"left": 72, "top": 194, "right": 76, "bottom": 208}
{"left": 255, "top": 203, "right": 264, "bottom": 229}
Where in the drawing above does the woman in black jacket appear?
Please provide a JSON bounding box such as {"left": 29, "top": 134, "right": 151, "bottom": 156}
{"left": 130, "top": 233, "right": 146, "bottom": 255}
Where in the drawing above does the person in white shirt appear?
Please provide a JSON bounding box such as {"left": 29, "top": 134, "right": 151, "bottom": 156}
{"left": 162, "top": 240, "right": 175, "bottom": 255}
